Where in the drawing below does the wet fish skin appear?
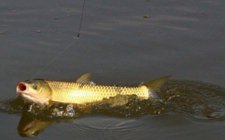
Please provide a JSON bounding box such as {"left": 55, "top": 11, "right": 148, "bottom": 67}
{"left": 16, "top": 73, "right": 169, "bottom": 105}
{"left": 47, "top": 81, "right": 149, "bottom": 104}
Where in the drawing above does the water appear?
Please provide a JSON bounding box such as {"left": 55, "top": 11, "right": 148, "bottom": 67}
{"left": 0, "top": 0, "right": 225, "bottom": 139}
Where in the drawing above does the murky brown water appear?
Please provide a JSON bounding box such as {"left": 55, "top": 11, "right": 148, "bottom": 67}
{"left": 0, "top": 0, "right": 225, "bottom": 139}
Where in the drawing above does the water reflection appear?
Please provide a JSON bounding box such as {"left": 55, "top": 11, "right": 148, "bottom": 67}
{"left": 1, "top": 80, "right": 225, "bottom": 137}
{"left": 17, "top": 111, "right": 52, "bottom": 137}
{"left": 15, "top": 95, "right": 165, "bottom": 137}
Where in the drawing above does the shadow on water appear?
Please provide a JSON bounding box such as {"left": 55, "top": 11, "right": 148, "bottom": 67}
{"left": 1, "top": 79, "right": 225, "bottom": 137}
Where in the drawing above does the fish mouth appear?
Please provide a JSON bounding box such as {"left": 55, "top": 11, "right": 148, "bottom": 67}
{"left": 17, "top": 91, "right": 43, "bottom": 104}
{"left": 16, "top": 82, "right": 35, "bottom": 101}
{"left": 17, "top": 82, "right": 27, "bottom": 91}
{"left": 18, "top": 91, "right": 34, "bottom": 100}
{"left": 17, "top": 82, "right": 27, "bottom": 94}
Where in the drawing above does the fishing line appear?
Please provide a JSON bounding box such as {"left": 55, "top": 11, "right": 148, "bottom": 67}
{"left": 77, "top": 0, "right": 86, "bottom": 38}
{"left": 33, "top": 0, "right": 86, "bottom": 77}
{"left": 33, "top": 43, "right": 75, "bottom": 77}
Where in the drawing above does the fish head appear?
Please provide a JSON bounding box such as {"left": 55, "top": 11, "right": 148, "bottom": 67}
{"left": 16, "top": 79, "right": 52, "bottom": 105}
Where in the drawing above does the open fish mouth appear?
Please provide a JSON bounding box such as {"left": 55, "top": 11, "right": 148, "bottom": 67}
{"left": 18, "top": 82, "right": 26, "bottom": 91}
{"left": 19, "top": 92, "right": 34, "bottom": 100}
{"left": 16, "top": 82, "right": 35, "bottom": 101}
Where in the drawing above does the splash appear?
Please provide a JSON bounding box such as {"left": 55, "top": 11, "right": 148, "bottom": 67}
{"left": 2, "top": 79, "right": 225, "bottom": 120}
{"left": 1, "top": 79, "right": 225, "bottom": 137}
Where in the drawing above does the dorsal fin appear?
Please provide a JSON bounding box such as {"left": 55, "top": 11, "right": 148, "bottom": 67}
{"left": 142, "top": 76, "right": 170, "bottom": 92}
{"left": 76, "top": 73, "right": 92, "bottom": 84}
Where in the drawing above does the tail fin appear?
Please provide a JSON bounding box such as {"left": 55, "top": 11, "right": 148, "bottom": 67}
{"left": 143, "top": 76, "right": 170, "bottom": 99}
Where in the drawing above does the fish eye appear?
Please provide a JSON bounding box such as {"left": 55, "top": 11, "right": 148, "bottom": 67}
{"left": 32, "top": 84, "right": 38, "bottom": 90}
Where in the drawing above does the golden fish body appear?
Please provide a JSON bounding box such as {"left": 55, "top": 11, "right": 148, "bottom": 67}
{"left": 16, "top": 73, "right": 169, "bottom": 105}
{"left": 47, "top": 81, "right": 149, "bottom": 104}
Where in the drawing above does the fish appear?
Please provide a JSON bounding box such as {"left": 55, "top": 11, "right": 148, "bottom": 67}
{"left": 16, "top": 73, "right": 169, "bottom": 105}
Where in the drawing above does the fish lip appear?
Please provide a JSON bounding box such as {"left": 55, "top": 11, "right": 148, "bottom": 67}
{"left": 19, "top": 93, "right": 33, "bottom": 98}
{"left": 17, "top": 90, "right": 34, "bottom": 98}
{"left": 19, "top": 92, "right": 37, "bottom": 103}
{"left": 16, "top": 84, "right": 32, "bottom": 97}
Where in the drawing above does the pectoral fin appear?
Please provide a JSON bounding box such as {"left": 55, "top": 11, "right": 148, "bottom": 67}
{"left": 76, "top": 73, "right": 95, "bottom": 85}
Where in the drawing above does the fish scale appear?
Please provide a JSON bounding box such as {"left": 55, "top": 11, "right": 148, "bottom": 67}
{"left": 46, "top": 81, "right": 149, "bottom": 104}
{"left": 17, "top": 75, "right": 169, "bottom": 105}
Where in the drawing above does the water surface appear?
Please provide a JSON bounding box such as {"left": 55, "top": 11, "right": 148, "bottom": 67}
{"left": 0, "top": 0, "right": 225, "bottom": 139}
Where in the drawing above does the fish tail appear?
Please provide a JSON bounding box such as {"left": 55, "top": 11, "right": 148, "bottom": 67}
{"left": 143, "top": 76, "right": 170, "bottom": 99}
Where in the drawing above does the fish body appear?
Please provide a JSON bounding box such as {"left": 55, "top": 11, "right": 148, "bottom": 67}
{"left": 47, "top": 81, "right": 149, "bottom": 104}
{"left": 16, "top": 73, "right": 169, "bottom": 105}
